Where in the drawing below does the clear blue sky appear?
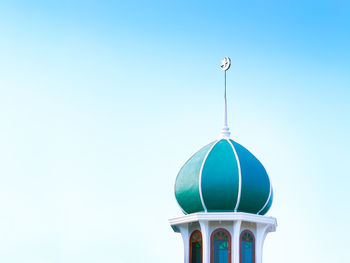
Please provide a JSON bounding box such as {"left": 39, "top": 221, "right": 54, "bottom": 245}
{"left": 0, "top": 1, "right": 349, "bottom": 262}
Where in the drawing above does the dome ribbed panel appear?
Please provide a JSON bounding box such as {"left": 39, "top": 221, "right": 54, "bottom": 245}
{"left": 174, "top": 142, "right": 215, "bottom": 214}
{"left": 201, "top": 140, "right": 239, "bottom": 212}
{"left": 259, "top": 188, "right": 273, "bottom": 215}
{"left": 231, "top": 140, "right": 270, "bottom": 214}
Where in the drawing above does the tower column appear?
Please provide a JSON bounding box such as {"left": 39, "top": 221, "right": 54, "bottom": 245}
{"left": 255, "top": 224, "right": 270, "bottom": 263}
{"left": 232, "top": 220, "right": 242, "bottom": 263}
{"left": 179, "top": 224, "right": 190, "bottom": 263}
{"left": 199, "top": 220, "right": 210, "bottom": 263}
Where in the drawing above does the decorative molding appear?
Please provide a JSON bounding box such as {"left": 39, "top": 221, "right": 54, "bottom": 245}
{"left": 169, "top": 212, "right": 277, "bottom": 230}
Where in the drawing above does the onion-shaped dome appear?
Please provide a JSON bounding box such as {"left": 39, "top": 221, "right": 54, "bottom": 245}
{"left": 174, "top": 139, "right": 273, "bottom": 215}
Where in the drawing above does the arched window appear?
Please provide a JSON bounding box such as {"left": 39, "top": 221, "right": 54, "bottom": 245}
{"left": 190, "top": 230, "right": 202, "bottom": 263}
{"left": 240, "top": 230, "right": 255, "bottom": 263}
{"left": 211, "top": 228, "right": 231, "bottom": 263}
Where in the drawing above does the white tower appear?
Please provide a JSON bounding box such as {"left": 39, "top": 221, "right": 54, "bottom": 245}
{"left": 169, "top": 58, "right": 277, "bottom": 263}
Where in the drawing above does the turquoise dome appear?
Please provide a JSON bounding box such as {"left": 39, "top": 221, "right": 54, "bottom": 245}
{"left": 174, "top": 139, "right": 273, "bottom": 215}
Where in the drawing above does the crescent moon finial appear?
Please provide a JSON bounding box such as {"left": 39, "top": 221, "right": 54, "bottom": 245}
{"left": 220, "top": 56, "right": 231, "bottom": 71}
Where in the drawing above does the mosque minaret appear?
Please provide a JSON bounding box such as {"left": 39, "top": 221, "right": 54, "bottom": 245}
{"left": 169, "top": 57, "right": 277, "bottom": 263}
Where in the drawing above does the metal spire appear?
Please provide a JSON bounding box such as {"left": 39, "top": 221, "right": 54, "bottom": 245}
{"left": 220, "top": 56, "right": 231, "bottom": 138}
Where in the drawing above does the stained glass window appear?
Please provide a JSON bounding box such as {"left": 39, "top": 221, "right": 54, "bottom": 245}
{"left": 190, "top": 231, "right": 202, "bottom": 263}
{"left": 211, "top": 229, "right": 231, "bottom": 263}
{"left": 240, "top": 230, "right": 255, "bottom": 263}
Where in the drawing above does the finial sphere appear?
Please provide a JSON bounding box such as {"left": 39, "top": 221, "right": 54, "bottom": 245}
{"left": 220, "top": 56, "right": 231, "bottom": 71}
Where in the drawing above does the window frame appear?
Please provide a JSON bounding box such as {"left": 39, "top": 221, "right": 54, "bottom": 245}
{"left": 189, "top": 230, "right": 203, "bottom": 263}
{"left": 210, "top": 228, "right": 232, "bottom": 263}
{"left": 239, "top": 229, "right": 255, "bottom": 263}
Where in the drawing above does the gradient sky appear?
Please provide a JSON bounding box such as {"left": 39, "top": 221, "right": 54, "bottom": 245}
{"left": 0, "top": 1, "right": 349, "bottom": 262}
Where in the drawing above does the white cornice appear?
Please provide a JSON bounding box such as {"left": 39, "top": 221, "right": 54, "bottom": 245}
{"left": 169, "top": 212, "right": 277, "bottom": 231}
